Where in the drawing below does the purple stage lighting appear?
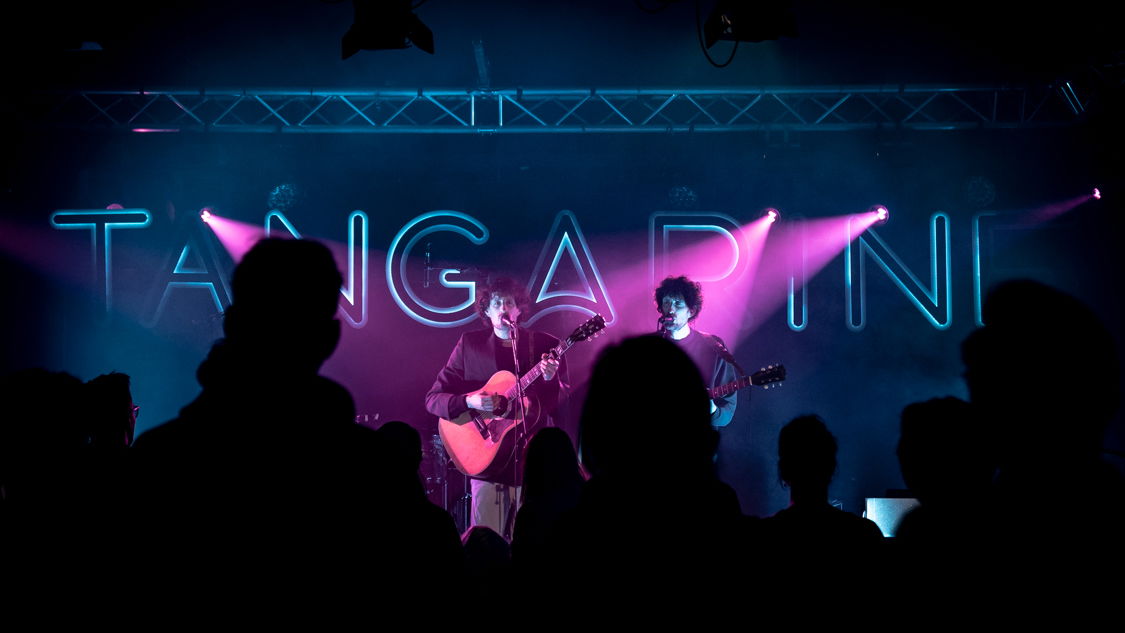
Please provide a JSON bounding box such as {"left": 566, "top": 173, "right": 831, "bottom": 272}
{"left": 871, "top": 205, "right": 889, "bottom": 224}
{"left": 1093, "top": 188, "right": 1101, "bottom": 200}
{"left": 199, "top": 210, "right": 267, "bottom": 262}
{"left": 1023, "top": 193, "right": 1092, "bottom": 225}
{"left": 763, "top": 208, "right": 780, "bottom": 224}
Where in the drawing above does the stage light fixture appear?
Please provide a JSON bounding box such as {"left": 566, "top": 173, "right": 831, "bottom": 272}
{"left": 342, "top": 0, "right": 434, "bottom": 60}
{"left": 762, "top": 208, "right": 780, "bottom": 223}
{"left": 1093, "top": 187, "right": 1101, "bottom": 200}
{"left": 703, "top": 0, "right": 798, "bottom": 48}
{"left": 870, "top": 205, "right": 889, "bottom": 224}
{"left": 200, "top": 208, "right": 213, "bottom": 224}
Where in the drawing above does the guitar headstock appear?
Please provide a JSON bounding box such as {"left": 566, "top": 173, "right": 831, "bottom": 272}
{"left": 568, "top": 313, "right": 607, "bottom": 344}
{"left": 751, "top": 363, "right": 786, "bottom": 389}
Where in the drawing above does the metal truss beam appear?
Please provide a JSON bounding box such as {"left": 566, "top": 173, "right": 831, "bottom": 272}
{"left": 12, "top": 85, "right": 1079, "bottom": 134}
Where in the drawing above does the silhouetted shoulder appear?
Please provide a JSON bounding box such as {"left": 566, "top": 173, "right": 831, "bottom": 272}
{"left": 766, "top": 503, "right": 884, "bottom": 544}
{"left": 130, "top": 416, "right": 187, "bottom": 451}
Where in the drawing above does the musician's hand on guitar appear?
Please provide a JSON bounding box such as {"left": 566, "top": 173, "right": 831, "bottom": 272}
{"left": 466, "top": 392, "right": 497, "bottom": 413}
{"left": 540, "top": 353, "right": 560, "bottom": 381}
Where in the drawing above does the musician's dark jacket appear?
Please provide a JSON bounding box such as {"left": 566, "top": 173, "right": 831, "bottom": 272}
{"left": 425, "top": 327, "right": 569, "bottom": 485}
{"left": 673, "top": 328, "right": 738, "bottom": 428}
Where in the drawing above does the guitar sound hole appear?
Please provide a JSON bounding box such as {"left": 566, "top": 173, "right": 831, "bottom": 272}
{"left": 492, "top": 396, "right": 509, "bottom": 417}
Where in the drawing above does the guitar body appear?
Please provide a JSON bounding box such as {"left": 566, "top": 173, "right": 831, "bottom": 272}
{"left": 434, "top": 314, "right": 605, "bottom": 479}
{"left": 438, "top": 370, "right": 540, "bottom": 478}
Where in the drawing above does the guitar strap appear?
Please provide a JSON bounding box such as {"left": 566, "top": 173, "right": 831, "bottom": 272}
{"left": 706, "top": 333, "right": 746, "bottom": 376}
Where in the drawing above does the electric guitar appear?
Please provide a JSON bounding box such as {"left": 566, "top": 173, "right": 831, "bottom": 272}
{"left": 708, "top": 364, "right": 786, "bottom": 399}
{"left": 438, "top": 314, "right": 606, "bottom": 478}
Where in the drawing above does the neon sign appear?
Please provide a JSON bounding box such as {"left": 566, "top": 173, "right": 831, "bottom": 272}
{"left": 525, "top": 210, "right": 616, "bottom": 327}
{"left": 846, "top": 212, "right": 951, "bottom": 331}
{"left": 649, "top": 212, "right": 746, "bottom": 288}
{"left": 787, "top": 221, "right": 808, "bottom": 332}
{"left": 51, "top": 206, "right": 1008, "bottom": 332}
{"left": 50, "top": 209, "right": 152, "bottom": 313}
{"left": 387, "top": 210, "right": 489, "bottom": 328}
{"left": 148, "top": 229, "right": 232, "bottom": 327}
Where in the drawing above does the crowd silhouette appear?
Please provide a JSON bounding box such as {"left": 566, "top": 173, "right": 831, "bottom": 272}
{"left": 2, "top": 238, "right": 1122, "bottom": 610}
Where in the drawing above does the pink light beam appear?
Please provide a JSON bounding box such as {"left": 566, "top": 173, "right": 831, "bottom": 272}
{"left": 200, "top": 211, "right": 266, "bottom": 263}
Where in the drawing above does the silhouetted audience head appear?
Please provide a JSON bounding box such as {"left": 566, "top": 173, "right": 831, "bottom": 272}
{"left": 957, "top": 279, "right": 1125, "bottom": 579}
{"left": 521, "top": 427, "right": 583, "bottom": 503}
{"left": 375, "top": 420, "right": 426, "bottom": 498}
{"left": 221, "top": 237, "right": 343, "bottom": 374}
{"left": 133, "top": 236, "right": 356, "bottom": 454}
{"left": 377, "top": 420, "right": 422, "bottom": 470}
{"left": 0, "top": 368, "right": 85, "bottom": 455}
{"left": 962, "top": 279, "right": 1119, "bottom": 463}
{"left": 898, "top": 397, "right": 993, "bottom": 506}
{"left": 84, "top": 371, "right": 137, "bottom": 448}
{"left": 763, "top": 415, "right": 884, "bottom": 581}
{"left": 512, "top": 427, "right": 584, "bottom": 572}
{"left": 461, "top": 525, "right": 511, "bottom": 585}
{"left": 778, "top": 414, "right": 836, "bottom": 500}
{"left": 579, "top": 335, "right": 715, "bottom": 480}
{"left": 0, "top": 368, "right": 85, "bottom": 503}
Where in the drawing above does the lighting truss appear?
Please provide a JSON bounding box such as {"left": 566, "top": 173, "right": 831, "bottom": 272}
{"left": 16, "top": 85, "right": 1079, "bottom": 134}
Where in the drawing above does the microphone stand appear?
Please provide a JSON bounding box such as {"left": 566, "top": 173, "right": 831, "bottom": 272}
{"left": 504, "top": 317, "right": 524, "bottom": 542}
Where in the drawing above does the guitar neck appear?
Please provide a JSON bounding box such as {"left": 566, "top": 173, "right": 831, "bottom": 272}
{"left": 505, "top": 339, "right": 570, "bottom": 399}
{"left": 707, "top": 364, "right": 785, "bottom": 398}
{"left": 709, "top": 375, "right": 754, "bottom": 399}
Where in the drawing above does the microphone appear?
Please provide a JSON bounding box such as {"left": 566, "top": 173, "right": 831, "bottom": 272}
{"left": 501, "top": 314, "right": 519, "bottom": 341}
{"left": 657, "top": 314, "right": 674, "bottom": 335}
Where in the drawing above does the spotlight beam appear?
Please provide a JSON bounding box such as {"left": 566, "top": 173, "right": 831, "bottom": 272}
{"left": 199, "top": 211, "right": 266, "bottom": 263}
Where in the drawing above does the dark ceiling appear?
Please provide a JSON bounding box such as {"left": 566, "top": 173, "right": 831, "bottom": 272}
{"left": 5, "top": 1, "right": 1118, "bottom": 90}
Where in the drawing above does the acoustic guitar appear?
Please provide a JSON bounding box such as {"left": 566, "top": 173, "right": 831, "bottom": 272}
{"left": 438, "top": 314, "right": 606, "bottom": 477}
{"left": 707, "top": 364, "right": 786, "bottom": 399}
